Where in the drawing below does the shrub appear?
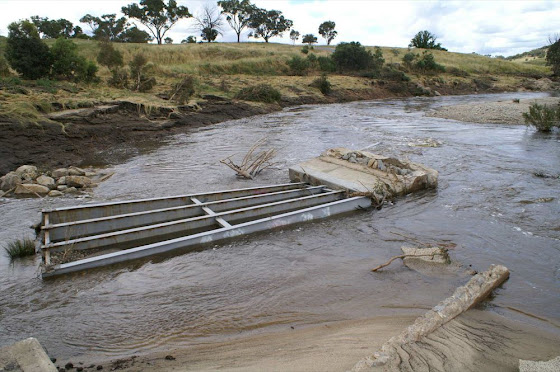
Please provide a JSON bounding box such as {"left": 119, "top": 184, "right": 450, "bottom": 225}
{"left": 235, "top": 84, "right": 281, "bottom": 103}
{"left": 129, "top": 54, "right": 156, "bottom": 92}
{"left": 546, "top": 39, "right": 560, "bottom": 76}
{"left": 311, "top": 74, "right": 331, "bottom": 95}
{"left": 301, "top": 45, "right": 309, "bottom": 54}
{"left": 317, "top": 56, "right": 336, "bottom": 72}
{"left": 332, "top": 42, "right": 374, "bottom": 71}
{"left": 380, "top": 66, "right": 410, "bottom": 81}
{"left": 97, "top": 42, "right": 123, "bottom": 69}
{"left": 5, "top": 20, "right": 51, "bottom": 79}
{"left": 306, "top": 53, "right": 317, "bottom": 67}
{"left": 287, "top": 55, "right": 310, "bottom": 76}
{"left": 523, "top": 103, "right": 560, "bottom": 132}
{"left": 402, "top": 52, "right": 416, "bottom": 69}
{"left": 170, "top": 76, "right": 196, "bottom": 104}
{"left": 415, "top": 51, "right": 445, "bottom": 73}
{"left": 0, "top": 55, "right": 11, "bottom": 77}
{"left": 50, "top": 37, "right": 98, "bottom": 82}
{"left": 4, "top": 238, "right": 35, "bottom": 259}
{"left": 107, "top": 68, "right": 128, "bottom": 89}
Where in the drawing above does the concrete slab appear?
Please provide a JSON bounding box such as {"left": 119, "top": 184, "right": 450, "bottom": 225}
{"left": 520, "top": 356, "right": 560, "bottom": 372}
{"left": 0, "top": 338, "right": 56, "bottom": 372}
{"left": 289, "top": 148, "right": 438, "bottom": 197}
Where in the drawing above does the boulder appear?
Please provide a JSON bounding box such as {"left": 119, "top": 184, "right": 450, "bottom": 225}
{"left": 57, "top": 185, "right": 68, "bottom": 191}
{"left": 56, "top": 177, "right": 67, "bottom": 186}
{"left": 52, "top": 168, "right": 69, "bottom": 178}
{"left": 0, "top": 172, "right": 22, "bottom": 191}
{"left": 65, "top": 176, "right": 92, "bottom": 188}
{"left": 64, "top": 187, "right": 78, "bottom": 194}
{"left": 15, "top": 165, "right": 38, "bottom": 180}
{"left": 36, "top": 175, "right": 56, "bottom": 189}
{"left": 14, "top": 184, "right": 49, "bottom": 195}
{"left": 48, "top": 190, "right": 64, "bottom": 197}
{"left": 68, "top": 166, "right": 86, "bottom": 176}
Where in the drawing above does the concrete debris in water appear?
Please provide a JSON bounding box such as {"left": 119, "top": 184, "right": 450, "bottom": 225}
{"left": 0, "top": 337, "right": 57, "bottom": 372}
{"left": 289, "top": 148, "right": 438, "bottom": 200}
{"left": 352, "top": 265, "right": 510, "bottom": 371}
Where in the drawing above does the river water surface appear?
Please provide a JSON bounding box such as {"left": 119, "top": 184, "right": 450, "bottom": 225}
{"left": 0, "top": 92, "right": 558, "bottom": 361}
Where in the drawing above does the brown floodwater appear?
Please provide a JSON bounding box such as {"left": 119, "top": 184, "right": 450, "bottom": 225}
{"left": 0, "top": 92, "right": 558, "bottom": 362}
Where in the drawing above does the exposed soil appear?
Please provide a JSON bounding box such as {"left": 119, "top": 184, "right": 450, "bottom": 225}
{"left": 0, "top": 78, "right": 535, "bottom": 176}
{"left": 428, "top": 96, "right": 560, "bottom": 124}
{"left": 54, "top": 310, "right": 560, "bottom": 372}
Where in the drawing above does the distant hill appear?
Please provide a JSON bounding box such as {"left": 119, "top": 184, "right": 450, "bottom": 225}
{"left": 506, "top": 46, "right": 547, "bottom": 61}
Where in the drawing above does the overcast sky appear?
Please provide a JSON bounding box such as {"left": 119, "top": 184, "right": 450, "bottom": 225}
{"left": 0, "top": 0, "right": 557, "bottom": 56}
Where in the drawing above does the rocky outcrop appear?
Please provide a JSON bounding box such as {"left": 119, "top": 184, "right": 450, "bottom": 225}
{"left": 0, "top": 164, "right": 109, "bottom": 198}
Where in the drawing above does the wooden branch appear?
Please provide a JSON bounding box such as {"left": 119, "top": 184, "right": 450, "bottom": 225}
{"left": 220, "top": 138, "right": 276, "bottom": 179}
{"left": 371, "top": 253, "right": 445, "bottom": 272}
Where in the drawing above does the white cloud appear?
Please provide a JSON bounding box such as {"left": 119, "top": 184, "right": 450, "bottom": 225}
{"left": 0, "top": 0, "right": 557, "bottom": 56}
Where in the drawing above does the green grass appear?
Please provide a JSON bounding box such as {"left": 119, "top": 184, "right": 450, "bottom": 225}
{"left": 4, "top": 238, "right": 36, "bottom": 259}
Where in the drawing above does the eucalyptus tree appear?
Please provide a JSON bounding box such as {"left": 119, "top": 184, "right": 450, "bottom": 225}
{"left": 218, "top": 0, "right": 256, "bottom": 43}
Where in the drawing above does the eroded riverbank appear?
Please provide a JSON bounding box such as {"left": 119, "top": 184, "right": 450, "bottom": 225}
{"left": 0, "top": 92, "right": 559, "bottom": 370}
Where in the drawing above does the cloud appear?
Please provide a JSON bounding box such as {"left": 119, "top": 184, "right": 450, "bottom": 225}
{"left": 0, "top": 0, "right": 557, "bottom": 56}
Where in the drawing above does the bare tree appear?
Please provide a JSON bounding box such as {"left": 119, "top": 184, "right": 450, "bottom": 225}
{"left": 194, "top": 4, "right": 224, "bottom": 43}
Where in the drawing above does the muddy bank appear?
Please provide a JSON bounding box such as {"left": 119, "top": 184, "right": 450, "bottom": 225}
{"left": 0, "top": 99, "right": 274, "bottom": 175}
{"left": 427, "top": 96, "right": 560, "bottom": 124}
{"left": 55, "top": 310, "right": 560, "bottom": 372}
{"left": 1, "top": 75, "right": 548, "bottom": 176}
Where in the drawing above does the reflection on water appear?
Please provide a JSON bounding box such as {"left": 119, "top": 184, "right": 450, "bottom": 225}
{"left": 0, "top": 92, "right": 558, "bottom": 361}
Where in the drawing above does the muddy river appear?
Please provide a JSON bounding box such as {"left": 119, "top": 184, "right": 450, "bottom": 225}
{"left": 0, "top": 92, "right": 558, "bottom": 362}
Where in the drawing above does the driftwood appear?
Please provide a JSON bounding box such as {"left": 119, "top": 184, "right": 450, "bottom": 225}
{"left": 371, "top": 253, "right": 446, "bottom": 272}
{"left": 220, "top": 138, "right": 277, "bottom": 179}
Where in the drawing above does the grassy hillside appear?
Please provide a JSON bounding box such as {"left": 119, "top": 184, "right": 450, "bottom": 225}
{"left": 0, "top": 40, "right": 555, "bottom": 124}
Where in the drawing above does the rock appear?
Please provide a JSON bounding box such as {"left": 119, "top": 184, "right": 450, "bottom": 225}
{"left": 68, "top": 166, "right": 86, "bottom": 176}
{"left": 1, "top": 172, "right": 22, "bottom": 191}
{"left": 0, "top": 190, "right": 4, "bottom": 197}
{"left": 65, "top": 176, "right": 92, "bottom": 188}
{"left": 85, "top": 172, "right": 96, "bottom": 178}
{"left": 48, "top": 190, "right": 64, "bottom": 197}
{"left": 401, "top": 246, "right": 449, "bottom": 265}
{"left": 77, "top": 367, "right": 83, "bottom": 372}
{"left": 36, "top": 175, "right": 56, "bottom": 189}
{"left": 52, "top": 168, "right": 69, "bottom": 178}
{"left": 377, "top": 159, "right": 385, "bottom": 171}
{"left": 434, "top": 90, "right": 441, "bottom": 96}
{"left": 165, "top": 355, "right": 176, "bottom": 361}
{"left": 65, "top": 362, "right": 74, "bottom": 369}
{"left": 57, "top": 185, "right": 68, "bottom": 191}
{"left": 96, "top": 365, "right": 103, "bottom": 370}
{"left": 64, "top": 187, "right": 78, "bottom": 194}
{"left": 15, "top": 165, "right": 38, "bottom": 180}
{"left": 14, "top": 184, "right": 50, "bottom": 195}
{"left": 367, "top": 159, "right": 377, "bottom": 168}
{"left": 56, "top": 177, "right": 67, "bottom": 186}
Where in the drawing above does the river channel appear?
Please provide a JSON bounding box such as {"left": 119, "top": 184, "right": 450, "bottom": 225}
{"left": 0, "top": 92, "right": 558, "bottom": 362}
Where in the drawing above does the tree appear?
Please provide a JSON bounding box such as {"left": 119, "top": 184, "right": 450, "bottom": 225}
{"left": 289, "top": 29, "right": 300, "bottom": 45}
{"left": 218, "top": 0, "right": 256, "bottom": 43}
{"left": 409, "top": 30, "right": 447, "bottom": 51}
{"left": 122, "top": 0, "right": 191, "bottom": 45}
{"left": 80, "top": 14, "right": 128, "bottom": 41}
{"left": 30, "top": 16, "right": 75, "bottom": 39}
{"left": 5, "top": 20, "right": 51, "bottom": 79}
{"left": 248, "top": 8, "right": 293, "bottom": 43}
{"left": 181, "top": 36, "right": 197, "bottom": 43}
{"left": 318, "top": 21, "right": 337, "bottom": 45}
{"left": 195, "top": 4, "right": 223, "bottom": 43}
{"left": 119, "top": 26, "right": 153, "bottom": 43}
{"left": 164, "top": 37, "right": 173, "bottom": 44}
{"left": 302, "top": 34, "right": 317, "bottom": 46}
{"left": 546, "top": 37, "right": 560, "bottom": 76}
